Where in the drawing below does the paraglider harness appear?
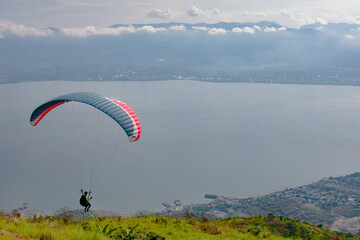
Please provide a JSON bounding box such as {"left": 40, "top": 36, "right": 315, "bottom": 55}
{"left": 80, "top": 189, "right": 92, "bottom": 209}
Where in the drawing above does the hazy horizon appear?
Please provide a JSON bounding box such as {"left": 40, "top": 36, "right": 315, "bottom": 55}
{"left": 1, "top": 20, "right": 360, "bottom": 86}
{"left": 1, "top": 0, "right": 360, "bottom": 28}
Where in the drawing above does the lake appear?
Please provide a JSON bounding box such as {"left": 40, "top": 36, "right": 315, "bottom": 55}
{"left": 0, "top": 80, "right": 360, "bottom": 213}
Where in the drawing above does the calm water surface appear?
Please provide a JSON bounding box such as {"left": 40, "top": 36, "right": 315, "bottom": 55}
{"left": 0, "top": 80, "right": 360, "bottom": 213}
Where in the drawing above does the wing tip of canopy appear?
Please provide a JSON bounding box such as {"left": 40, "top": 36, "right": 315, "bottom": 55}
{"left": 30, "top": 92, "right": 142, "bottom": 142}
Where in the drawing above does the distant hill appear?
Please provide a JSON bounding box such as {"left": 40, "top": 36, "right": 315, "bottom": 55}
{"left": 301, "top": 22, "right": 360, "bottom": 34}
{"left": 162, "top": 172, "right": 360, "bottom": 234}
{"left": 1, "top": 173, "right": 359, "bottom": 234}
{"left": 1, "top": 172, "right": 359, "bottom": 234}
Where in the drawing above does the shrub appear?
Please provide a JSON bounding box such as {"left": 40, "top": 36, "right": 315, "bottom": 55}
{"left": 299, "top": 225, "right": 312, "bottom": 239}
{"left": 248, "top": 226, "right": 262, "bottom": 236}
{"left": 59, "top": 215, "right": 73, "bottom": 225}
{"left": 38, "top": 231, "right": 54, "bottom": 240}
{"left": 192, "top": 221, "right": 222, "bottom": 235}
{"left": 201, "top": 224, "right": 221, "bottom": 235}
{"left": 154, "top": 217, "right": 168, "bottom": 225}
{"left": 200, "top": 214, "right": 208, "bottom": 222}
{"left": 115, "top": 223, "right": 143, "bottom": 240}
{"left": 184, "top": 210, "right": 195, "bottom": 219}
{"left": 267, "top": 212, "right": 275, "bottom": 220}
{"left": 98, "top": 222, "right": 144, "bottom": 239}
{"left": 285, "top": 222, "right": 297, "bottom": 236}
{"left": 81, "top": 221, "right": 93, "bottom": 231}
{"left": 11, "top": 209, "right": 21, "bottom": 218}
{"left": 144, "top": 232, "right": 166, "bottom": 240}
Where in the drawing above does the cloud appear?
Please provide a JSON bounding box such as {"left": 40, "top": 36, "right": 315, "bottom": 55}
{"left": 233, "top": 25, "right": 286, "bottom": 34}
{"left": 312, "top": 17, "right": 328, "bottom": 25}
{"left": 0, "top": 19, "right": 53, "bottom": 38}
{"left": 292, "top": 12, "right": 360, "bottom": 27}
{"left": 208, "top": 28, "right": 226, "bottom": 35}
{"left": 212, "top": 8, "right": 220, "bottom": 15}
{"left": 254, "top": 9, "right": 296, "bottom": 20}
{"left": 253, "top": 25, "right": 261, "bottom": 31}
{"left": 169, "top": 25, "right": 186, "bottom": 31}
{"left": 232, "top": 27, "right": 244, "bottom": 33}
{"left": 232, "top": 26, "right": 256, "bottom": 34}
{"left": 280, "top": 10, "right": 297, "bottom": 21}
{"left": 192, "top": 26, "right": 208, "bottom": 31}
{"left": 60, "top": 25, "right": 167, "bottom": 37}
{"left": 243, "top": 27, "right": 255, "bottom": 34}
{"left": 137, "top": 26, "right": 167, "bottom": 33}
{"left": 147, "top": 8, "right": 174, "bottom": 20}
{"left": 187, "top": 7, "right": 222, "bottom": 20}
{"left": 335, "top": 12, "right": 360, "bottom": 23}
{"left": 345, "top": 34, "right": 354, "bottom": 40}
{"left": 264, "top": 26, "right": 277, "bottom": 32}
{"left": 356, "top": 16, "right": 360, "bottom": 23}
{"left": 245, "top": 9, "right": 303, "bottom": 27}
{"left": 187, "top": 5, "right": 204, "bottom": 17}
{"left": 60, "top": 26, "right": 136, "bottom": 37}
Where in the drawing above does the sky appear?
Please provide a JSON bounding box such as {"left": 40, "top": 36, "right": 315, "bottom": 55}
{"left": 1, "top": 0, "right": 360, "bottom": 214}
{"left": 0, "top": 0, "right": 360, "bottom": 216}
{"left": 0, "top": 0, "right": 360, "bottom": 30}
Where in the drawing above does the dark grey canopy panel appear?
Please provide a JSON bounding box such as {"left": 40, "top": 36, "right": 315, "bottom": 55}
{"left": 30, "top": 92, "right": 141, "bottom": 142}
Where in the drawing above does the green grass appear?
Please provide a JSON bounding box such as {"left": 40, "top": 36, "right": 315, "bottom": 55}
{"left": 0, "top": 212, "right": 359, "bottom": 239}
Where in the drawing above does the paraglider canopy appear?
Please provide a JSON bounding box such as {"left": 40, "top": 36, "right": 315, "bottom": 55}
{"left": 30, "top": 92, "right": 141, "bottom": 142}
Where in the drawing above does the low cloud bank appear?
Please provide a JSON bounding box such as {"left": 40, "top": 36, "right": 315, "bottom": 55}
{"left": 1, "top": 18, "right": 360, "bottom": 85}
{"left": 1, "top": 18, "right": 359, "bottom": 39}
{"left": 60, "top": 24, "right": 289, "bottom": 37}
{"left": 0, "top": 19, "right": 290, "bottom": 38}
{"left": 0, "top": 19, "right": 53, "bottom": 38}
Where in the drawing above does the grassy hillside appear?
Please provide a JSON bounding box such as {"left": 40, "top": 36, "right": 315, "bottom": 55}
{"left": 170, "top": 172, "right": 360, "bottom": 233}
{"left": 0, "top": 211, "right": 359, "bottom": 239}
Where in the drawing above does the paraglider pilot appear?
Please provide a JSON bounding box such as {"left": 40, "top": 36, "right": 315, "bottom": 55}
{"left": 80, "top": 189, "right": 92, "bottom": 212}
